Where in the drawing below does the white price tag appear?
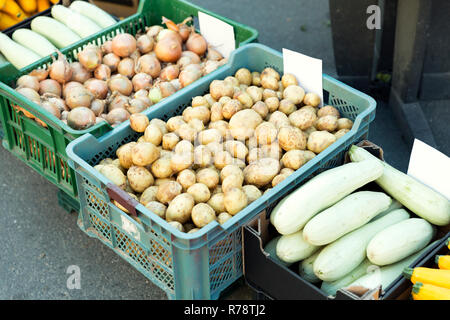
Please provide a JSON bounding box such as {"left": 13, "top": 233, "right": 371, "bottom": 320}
{"left": 283, "top": 48, "right": 323, "bottom": 107}
{"left": 198, "top": 11, "right": 235, "bottom": 59}
{"left": 407, "top": 139, "right": 450, "bottom": 199}
{"left": 121, "top": 215, "right": 141, "bottom": 242}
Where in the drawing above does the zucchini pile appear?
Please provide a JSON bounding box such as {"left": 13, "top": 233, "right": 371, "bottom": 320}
{"left": 266, "top": 144, "right": 450, "bottom": 297}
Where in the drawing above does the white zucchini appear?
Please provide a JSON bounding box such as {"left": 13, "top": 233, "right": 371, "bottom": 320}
{"left": 69, "top": 1, "right": 117, "bottom": 28}
{"left": 347, "top": 240, "right": 440, "bottom": 291}
{"left": 370, "top": 199, "right": 403, "bottom": 222}
{"left": 0, "top": 52, "right": 6, "bottom": 64}
{"left": 276, "top": 230, "right": 321, "bottom": 264}
{"left": 313, "top": 209, "right": 410, "bottom": 282}
{"left": 51, "top": 5, "right": 102, "bottom": 38}
{"left": 320, "top": 259, "right": 373, "bottom": 296}
{"left": 349, "top": 145, "right": 450, "bottom": 226}
{"left": 263, "top": 236, "right": 292, "bottom": 267}
{"left": 298, "top": 250, "right": 322, "bottom": 283}
{"left": 270, "top": 159, "right": 384, "bottom": 235}
{"left": 31, "top": 16, "right": 81, "bottom": 49}
{"left": 303, "top": 191, "right": 392, "bottom": 245}
{"left": 0, "top": 32, "right": 42, "bottom": 70}
{"left": 12, "top": 29, "right": 57, "bottom": 58}
{"left": 366, "top": 218, "right": 435, "bottom": 266}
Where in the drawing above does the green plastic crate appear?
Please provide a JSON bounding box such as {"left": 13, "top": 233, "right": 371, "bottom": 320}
{"left": 0, "top": 0, "right": 258, "bottom": 202}
{"left": 66, "top": 43, "right": 376, "bottom": 300}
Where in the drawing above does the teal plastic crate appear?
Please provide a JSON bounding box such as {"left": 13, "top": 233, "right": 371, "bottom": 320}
{"left": 66, "top": 43, "right": 377, "bottom": 300}
{"left": 0, "top": 0, "right": 258, "bottom": 204}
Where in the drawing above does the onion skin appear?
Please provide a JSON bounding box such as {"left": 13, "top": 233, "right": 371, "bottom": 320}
{"left": 16, "top": 87, "right": 41, "bottom": 104}
{"left": 117, "top": 58, "right": 136, "bottom": 78}
{"left": 70, "top": 62, "right": 92, "bottom": 83}
{"left": 84, "top": 79, "right": 108, "bottom": 100}
{"left": 94, "top": 64, "right": 111, "bottom": 81}
{"left": 179, "top": 64, "right": 202, "bottom": 88}
{"left": 67, "top": 107, "right": 97, "bottom": 130}
{"left": 49, "top": 51, "right": 72, "bottom": 84}
{"left": 108, "top": 93, "right": 130, "bottom": 112}
{"left": 132, "top": 73, "right": 152, "bottom": 91}
{"left": 155, "top": 37, "right": 182, "bottom": 63}
{"left": 207, "top": 48, "right": 223, "bottom": 61}
{"left": 158, "top": 81, "right": 176, "bottom": 98}
{"left": 39, "top": 79, "right": 62, "bottom": 97}
{"left": 41, "top": 100, "right": 61, "bottom": 119}
{"left": 157, "top": 29, "right": 182, "bottom": 45}
{"left": 90, "top": 99, "right": 106, "bottom": 116}
{"left": 65, "top": 86, "right": 94, "bottom": 110}
{"left": 127, "top": 98, "right": 149, "bottom": 114}
{"left": 102, "top": 53, "right": 120, "bottom": 73}
{"left": 101, "top": 40, "right": 113, "bottom": 54}
{"left": 136, "top": 54, "right": 161, "bottom": 78}
{"left": 108, "top": 75, "right": 133, "bottom": 96}
{"left": 181, "top": 51, "right": 201, "bottom": 64}
{"left": 160, "top": 64, "right": 180, "bottom": 81}
{"left": 63, "top": 81, "right": 84, "bottom": 99}
{"left": 186, "top": 33, "right": 207, "bottom": 56}
{"left": 112, "top": 33, "right": 137, "bottom": 58}
{"left": 16, "top": 75, "right": 40, "bottom": 92}
{"left": 106, "top": 108, "right": 130, "bottom": 125}
{"left": 137, "top": 34, "right": 154, "bottom": 54}
{"left": 146, "top": 25, "right": 163, "bottom": 38}
{"left": 41, "top": 94, "right": 67, "bottom": 113}
{"left": 78, "top": 45, "right": 102, "bottom": 71}
{"left": 28, "top": 69, "right": 49, "bottom": 82}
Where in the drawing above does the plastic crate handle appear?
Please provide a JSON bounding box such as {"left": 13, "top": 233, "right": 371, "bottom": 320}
{"left": 106, "top": 183, "right": 139, "bottom": 217}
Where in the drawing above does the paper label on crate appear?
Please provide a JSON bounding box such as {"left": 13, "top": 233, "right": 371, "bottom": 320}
{"left": 283, "top": 48, "right": 323, "bottom": 107}
{"left": 407, "top": 139, "right": 450, "bottom": 199}
{"left": 121, "top": 215, "right": 141, "bottom": 242}
{"left": 198, "top": 11, "right": 235, "bottom": 59}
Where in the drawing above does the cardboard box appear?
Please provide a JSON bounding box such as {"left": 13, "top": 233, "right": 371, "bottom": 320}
{"left": 89, "top": 0, "right": 139, "bottom": 18}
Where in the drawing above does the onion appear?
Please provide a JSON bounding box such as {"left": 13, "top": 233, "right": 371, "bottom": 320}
{"left": 106, "top": 108, "right": 130, "bottom": 125}
{"left": 132, "top": 73, "right": 152, "bottom": 91}
{"left": 170, "top": 79, "right": 181, "bottom": 91}
{"left": 49, "top": 51, "right": 72, "bottom": 84}
{"left": 127, "top": 98, "right": 149, "bottom": 114}
{"left": 149, "top": 87, "right": 162, "bottom": 104}
{"left": 28, "top": 69, "right": 49, "bottom": 81}
{"left": 207, "top": 47, "right": 223, "bottom": 61}
{"left": 135, "top": 95, "right": 152, "bottom": 108}
{"left": 112, "top": 33, "right": 137, "bottom": 58}
{"left": 160, "top": 64, "right": 180, "bottom": 81}
{"left": 39, "top": 79, "right": 62, "bottom": 97}
{"left": 158, "top": 81, "right": 176, "bottom": 98}
{"left": 61, "top": 110, "right": 69, "bottom": 120}
{"left": 130, "top": 49, "right": 141, "bottom": 62}
{"left": 63, "top": 82, "right": 83, "bottom": 99}
{"left": 155, "top": 37, "right": 182, "bottom": 63}
{"left": 176, "top": 56, "right": 193, "bottom": 70}
{"left": 85, "top": 79, "right": 108, "bottom": 99}
{"left": 77, "top": 45, "right": 102, "bottom": 71}
{"left": 157, "top": 29, "right": 182, "bottom": 44}
{"left": 137, "top": 34, "right": 154, "bottom": 54}
{"left": 70, "top": 62, "right": 92, "bottom": 83}
{"left": 101, "top": 40, "right": 113, "bottom": 54}
{"left": 41, "top": 99, "right": 61, "bottom": 119}
{"left": 146, "top": 25, "right": 163, "bottom": 38}
{"left": 186, "top": 33, "right": 207, "bottom": 56}
{"left": 108, "top": 93, "right": 130, "bottom": 112}
{"left": 94, "top": 64, "right": 112, "bottom": 81}
{"left": 179, "top": 63, "right": 202, "bottom": 88}
{"left": 102, "top": 53, "right": 120, "bottom": 72}
{"left": 202, "top": 60, "right": 221, "bottom": 75}
{"left": 90, "top": 99, "right": 106, "bottom": 116}
{"left": 16, "top": 75, "right": 40, "bottom": 91}
{"left": 181, "top": 51, "right": 201, "bottom": 64}
{"left": 16, "top": 87, "right": 41, "bottom": 104}
{"left": 178, "top": 24, "right": 191, "bottom": 42}
{"left": 41, "top": 93, "right": 67, "bottom": 113}
{"left": 67, "top": 107, "right": 97, "bottom": 130}
{"left": 135, "top": 54, "right": 161, "bottom": 78}
{"left": 65, "top": 86, "right": 94, "bottom": 110}
{"left": 108, "top": 75, "right": 133, "bottom": 96}
{"left": 134, "top": 89, "right": 149, "bottom": 99}
{"left": 117, "top": 58, "right": 135, "bottom": 78}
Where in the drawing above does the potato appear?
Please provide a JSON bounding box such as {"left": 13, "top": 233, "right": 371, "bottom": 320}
{"left": 235, "top": 68, "right": 252, "bottom": 86}
{"left": 176, "top": 169, "right": 196, "bottom": 190}
{"left": 265, "top": 96, "right": 280, "bottom": 113}
{"left": 316, "top": 115, "right": 338, "bottom": 132}
{"left": 111, "top": 158, "right": 126, "bottom": 174}
{"left": 278, "top": 99, "right": 296, "bottom": 115}
{"left": 174, "top": 140, "right": 194, "bottom": 154}
{"left": 154, "top": 178, "right": 175, "bottom": 186}
{"left": 299, "top": 105, "right": 317, "bottom": 114}
{"left": 222, "top": 174, "right": 244, "bottom": 193}
{"left": 207, "top": 193, "right": 226, "bottom": 213}
{"left": 252, "top": 72, "right": 261, "bottom": 86}
{"left": 197, "top": 128, "right": 222, "bottom": 145}
{"left": 247, "top": 148, "right": 262, "bottom": 163}
{"left": 99, "top": 164, "right": 126, "bottom": 189}
{"left": 280, "top": 168, "right": 295, "bottom": 175}
{"left": 262, "top": 89, "right": 276, "bottom": 100}
{"left": 261, "top": 75, "right": 279, "bottom": 90}
{"left": 166, "top": 116, "right": 186, "bottom": 132}
{"left": 196, "top": 168, "right": 220, "bottom": 189}
{"left": 206, "top": 141, "right": 224, "bottom": 156}
{"left": 261, "top": 142, "right": 282, "bottom": 160}
{"left": 210, "top": 102, "right": 224, "bottom": 122}
{"left": 182, "top": 106, "right": 210, "bottom": 124}
{"left": 303, "top": 92, "right": 321, "bottom": 107}
{"left": 261, "top": 67, "right": 280, "bottom": 81}
{"left": 156, "top": 181, "right": 182, "bottom": 204}
{"left": 229, "top": 109, "right": 263, "bottom": 140}
{"left": 289, "top": 109, "right": 317, "bottom": 130}
{"left": 224, "top": 76, "right": 240, "bottom": 87}
{"left": 166, "top": 193, "right": 195, "bottom": 224}
{"left": 318, "top": 105, "right": 340, "bottom": 118}
{"left": 211, "top": 186, "right": 223, "bottom": 195}
{"left": 222, "top": 99, "right": 242, "bottom": 120}
{"left": 246, "top": 86, "right": 263, "bottom": 102}
{"left": 281, "top": 73, "right": 298, "bottom": 88}
{"left": 218, "top": 96, "right": 232, "bottom": 105}
{"left": 268, "top": 111, "right": 290, "bottom": 129}
{"left": 187, "top": 183, "right": 211, "bottom": 203}
{"left": 307, "top": 131, "right": 337, "bottom": 153}
{"left": 278, "top": 126, "right": 307, "bottom": 151}
{"left": 187, "top": 228, "right": 200, "bottom": 234}
{"left": 188, "top": 118, "right": 205, "bottom": 132}
{"left": 140, "top": 186, "right": 158, "bottom": 206}
{"left": 176, "top": 123, "right": 197, "bottom": 142}
{"left": 191, "top": 203, "right": 216, "bottom": 228}
{"left": 334, "top": 128, "right": 350, "bottom": 139}
{"left": 132, "top": 142, "right": 160, "bottom": 166}
{"left": 144, "top": 124, "right": 163, "bottom": 145}
{"left": 299, "top": 150, "right": 316, "bottom": 162}
{"left": 117, "top": 142, "right": 136, "bottom": 169}
{"left": 170, "top": 152, "right": 194, "bottom": 172}
{"left": 231, "top": 158, "right": 246, "bottom": 169}
{"left": 224, "top": 140, "right": 248, "bottom": 159}
{"left": 150, "top": 118, "right": 168, "bottom": 135}
{"left": 303, "top": 126, "right": 317, "bottom": 139}
{"left": 208, "top": 120, "right": 229, "bottom": 139}
{"left": 151, "top": 157, "right": 173, "bottom": 179}
{"left": 243, "top": 157, "right": 281, "bottom": 187}
{"left": 129, "top": 113, "right": 149, "bottom": 133}
{"left": 234, "top": 91, "right": 253, "bottom": 108}
{"left": 255, "top": 122, "right": 278, "bottom": 145}
{"left": 113, "top": 193, "right": 138, "bottom": 214}
{"left": 213, "top": 150, "right": 233, "bottom": 169}
{"left": 99, "top": 158, "right": 114, "bottom": 165}
{"left": 224, "top": 188, "right": 248, "bottom": 215}
{"left": 193, "top": 145, "right": 212, "bottom": 167}
{"left": 272, "top": 173, "right": 288, "bottom": 187}
{"left": 337, "top": 118, "right": 353, "bottom": 130}
{"left": 242, "top": 185, "right": 262, "bottom": 203}
{"left": 168, "top": 220, "right": 184, "bottom": 232}
{"left": 283, "top": 85, "right": 305, "bottom": 104}
{"left": 220, "top": 164, "right": 244, "bottom": 182}
{"left": 162, "top": 132, "right": 180, "bottom": 150}
{"left": 217, "top": 212, "right": 232, "bottom": 225}
{"left": 127, "top": 165, "right": 154, "bottom": 193}
{"left": 145, "top": 201, "right": 167, "bottom": 219}
{"left": 192, "top": 96, "right": 208, "bottom": 108}
{"left": 252, "top": 101, "right": 269, "bottom": 118}
{"left": 281, "top": 150, "right": 306, "bottom": 170}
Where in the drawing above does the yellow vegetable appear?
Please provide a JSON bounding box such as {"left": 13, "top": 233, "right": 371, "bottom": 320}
{"left": 412, "top": 282, "right": 450, "bottom": 300}
{"left": 37, "top": 0, "right": 50, "bottom": 12}
{"left": 49, "top": 0, "right": 59, "bottom": 3}
{"left": 17, "top": 0, "right": 37, "bottom": 13}
{"left": 436, "top": 255, "right": 450, "bottom": 270}
{"left": 0, "top": 0, "right": 27, "bottom": 20}
{"left": 0, "top": 11, "right": 20, "bottom": 29}
{"left": 403, "top": 267, "right": 450, "bottom": 289}
{"left": 447, "top": 237, "right": 450, "bottom": 250}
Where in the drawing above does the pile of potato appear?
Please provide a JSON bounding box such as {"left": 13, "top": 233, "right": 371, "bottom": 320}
{"left": 94, "top": 67, "right": 354, "bottom": 234}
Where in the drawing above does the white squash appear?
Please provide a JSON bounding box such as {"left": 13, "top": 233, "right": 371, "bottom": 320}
{"left": 298, "top": 250, "right": 322, "bottom": 283}
{"left": 51, "top": 5, "right": 102, "bottom": 38}
{"left": 69, "top": 1, "right": 117, "bottom": 28}
{"left": 263, "top": 236, "right": 292, "bottom": 267}
{"left": 276, "top": 230, "right": 321, "bottom": 264}
{"left": 0, "top": 32, "right": 41, "bottom": 69}
{"left": 12, "top": 29, "right": 57, "bottom": 58}
{"left": 31, "top": 16, "right": 81, "bottom": 48}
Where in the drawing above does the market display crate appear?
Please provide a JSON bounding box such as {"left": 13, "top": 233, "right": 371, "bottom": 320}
{"left": 0, "top": 0, "right": 258, "bottom": 202}
{"left": 66, "top": 43, "right": 377, "bottom": 300}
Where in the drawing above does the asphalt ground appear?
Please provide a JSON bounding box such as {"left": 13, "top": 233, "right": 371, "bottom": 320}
{"left": 0, "top": 0, "right": 437, "bottom": 300}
